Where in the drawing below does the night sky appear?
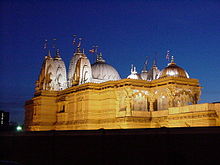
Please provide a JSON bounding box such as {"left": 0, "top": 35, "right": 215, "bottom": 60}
{"left": 0, "top": 0, "right": 220, "bottom": 124}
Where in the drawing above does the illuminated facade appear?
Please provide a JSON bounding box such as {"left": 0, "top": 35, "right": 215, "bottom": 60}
{"left": 25, "top": 43, "right": 220, "bottom": 131}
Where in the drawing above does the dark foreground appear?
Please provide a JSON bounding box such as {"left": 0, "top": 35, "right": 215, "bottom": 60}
{"left": 1, "top": 127, "right": 220, "bottom": 165}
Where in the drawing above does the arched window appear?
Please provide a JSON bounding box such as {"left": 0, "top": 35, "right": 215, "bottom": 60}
{"left": 132, "top": 93, "right": 148, "bottom": 111}
{"left": 157, "top": 96, "right": 168, "bottom": 110}
{"left": 60, "top": 105, "right": 65, "bottom": 113}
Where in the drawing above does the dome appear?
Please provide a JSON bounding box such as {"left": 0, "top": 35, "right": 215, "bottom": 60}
{"left": 158, "top": 61, "right": 189, "bottom": 79}
{"left": 91, "top": 62, "right": 121, "bottom": 81}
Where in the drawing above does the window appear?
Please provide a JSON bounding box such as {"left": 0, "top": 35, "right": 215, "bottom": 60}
{"left": 60, "top": 105, "right": 65, "bottom": 113}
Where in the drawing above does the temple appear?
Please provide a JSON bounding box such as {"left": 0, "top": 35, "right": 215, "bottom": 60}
{"left": 24, "top": 39, "right": 220, "bottom": 131}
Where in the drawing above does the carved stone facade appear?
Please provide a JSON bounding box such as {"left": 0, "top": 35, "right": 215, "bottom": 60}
{"left": 25, "top": 77, "right": 220, "bottom": 131}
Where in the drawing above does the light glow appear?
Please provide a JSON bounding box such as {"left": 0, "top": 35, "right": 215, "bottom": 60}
{"left": 16, "top": 126, "right": 22, "bottom": 131}
{"left": 167, "top": 70, "right": 176, "bottom": 76}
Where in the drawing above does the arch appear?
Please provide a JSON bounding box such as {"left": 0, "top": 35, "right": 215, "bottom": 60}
{"left": 57, "top": 74, "right": 62, "bottom": 85}
{"left": 81, "top": 65, "right": 89, "bottom": 84}
{"left": 56, "top": 66, "right": 62, "bottom": 75}
{"left": 131, "top": 92, "right": 148, "bottom": 111}
{"left": 46, "top": 64, "right": 53, "bottom": 75}
{"left": 157, "top": 96, "right": 168, "bottom": 110}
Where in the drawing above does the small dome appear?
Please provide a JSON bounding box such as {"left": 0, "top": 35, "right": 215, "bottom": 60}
{"left": 158, "top": 62, "right": 189, "bottom": 79}
{"left": 127, "top": 73, "right": 141, "bottom": 80}
{"left": 127, "top": 65, "right": 142, "bottom": 80}
{"left": 91, "top": 62, "right": 121, "bottom": 81}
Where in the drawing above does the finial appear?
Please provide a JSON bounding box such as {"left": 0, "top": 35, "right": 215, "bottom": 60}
{"left": 131, "top": 64, "right": 137, "bottom": 74}
{"left": 72, "top": 35, "right": 82, "bottom": 53}
{"left": 72, "top": 34, "right": 77, "bottom": 46}
{"left": 131, "top": 64, "right": 134, "bottom": 73}
{"left": 43, "top": 39, "right": 48, "bottom": 49}
{"left": 55, "top": 48, "right": 61, "bottom": 58}
{"left": 134, "top": 66, "right": 137, "bottom": 73}
{"left": 90, "top": 45, "right": 100, "bottom": 62}
{"left": 171, "top": 56, "right": 175, "bottom": 63}
{"left": 166, "top": 50, "right": 170, "bottom": 61}
{"left": 77, "top": 38, "right": 82, "bottom": 48}
{"left": 73, "top": 37, "right": 83, "bottom": 53}
{"left": 96, "top": 52, "right": 105, "bottom": 63}
{"left": 43, "top": 39, "right": 50, "bottom": 58}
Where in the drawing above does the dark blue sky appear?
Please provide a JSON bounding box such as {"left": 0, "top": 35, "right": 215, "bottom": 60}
{"left": 0, "top": 0, "right": 220, "bottom": 124}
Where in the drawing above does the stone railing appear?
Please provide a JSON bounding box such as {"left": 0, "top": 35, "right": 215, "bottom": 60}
{"left": 168, "top": 103, "right": 220, "bottom": 115}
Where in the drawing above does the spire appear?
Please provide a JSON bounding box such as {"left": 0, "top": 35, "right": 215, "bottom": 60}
{"left": 153, "top": 58, "right": 157, "bottom": 67}
{"left": 77, "top": 38, "right": 82, "bottom": 48}
{"left": 48, "top": 50, "right": 51, "bottom": 57}
{"left": 142, "top": 56, "right": 148, "bottom": 72}
{"left": 76, "top": 38, "right": 82, "bottom": 53}
{"left": 72, "top": 35, "right": 83, "bottom": 53}
{"left": 45, "top": 49, "right": 52, "bottom": 59}
{"left": 43, "top": 39, "right": 50, "bottom": 58}
{"left": 152, "top": 52, "right": 158, "bottom": 68}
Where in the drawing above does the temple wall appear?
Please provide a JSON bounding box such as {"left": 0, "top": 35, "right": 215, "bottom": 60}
{"left": 25, "top": 78, "right": 220, "bottom": 131}
{"left": 25, "top": 94, "right": 58, "bottom": 131}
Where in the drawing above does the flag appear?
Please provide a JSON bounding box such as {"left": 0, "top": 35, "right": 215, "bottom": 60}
{"left": 89, "top": 49, "right": 95, "bottom": 53}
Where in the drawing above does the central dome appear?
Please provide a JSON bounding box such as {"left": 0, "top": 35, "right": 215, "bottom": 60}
{"left": 91, "top": 62, "right": 121, "bottom": 81}
{"left": 91, "top": 53, "right": 120, "bottom": 82}
{"left": 158, "top": 62, "right": 189, "bottom": 79}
